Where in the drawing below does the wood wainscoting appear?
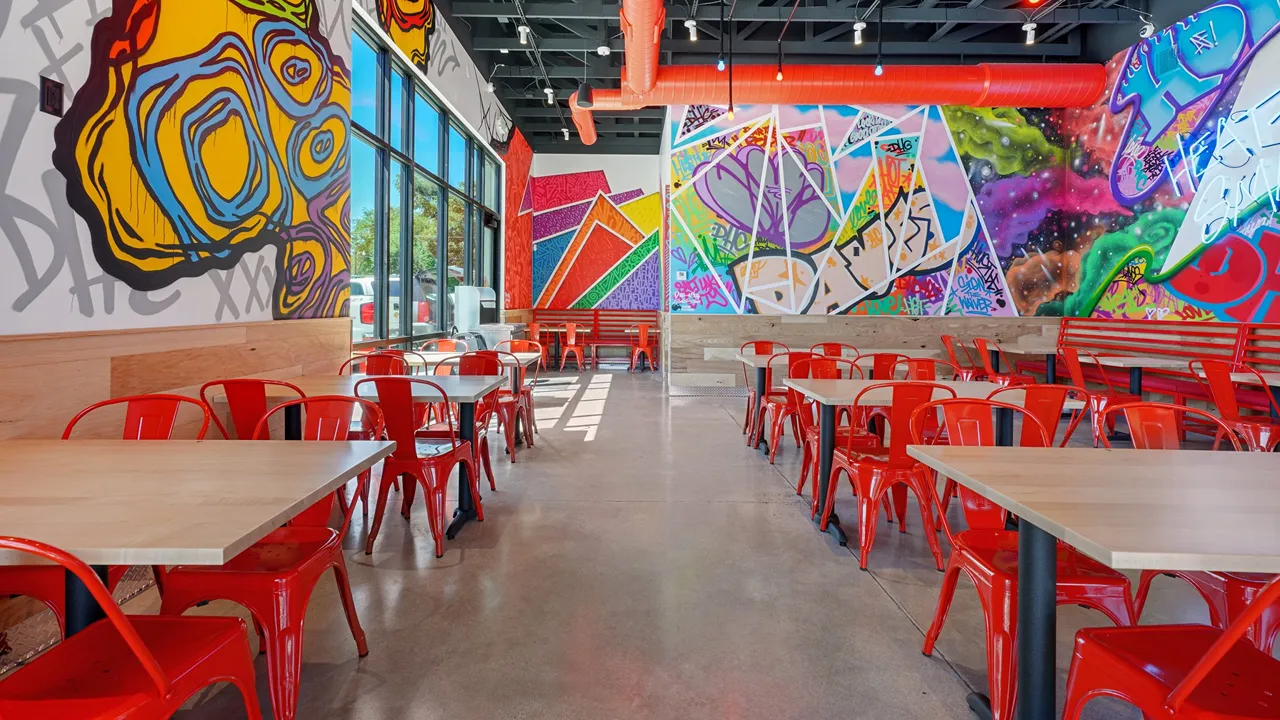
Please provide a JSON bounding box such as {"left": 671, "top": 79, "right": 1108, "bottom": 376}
{"left": 666, "top": 314, "right": 1062, "bottom": 388}
{"left": 0, "top": 317, "right": 351, "bottom": 440}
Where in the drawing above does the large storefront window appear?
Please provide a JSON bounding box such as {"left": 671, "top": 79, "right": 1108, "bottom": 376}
{"left": 348, "top": 20, "right": 502, "bottom": 345}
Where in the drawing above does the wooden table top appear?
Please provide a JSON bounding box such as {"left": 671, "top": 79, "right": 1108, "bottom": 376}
{"left": 735, "top": 349, "right": 940, "bottom": 368}
{"left": 0, "top": 440, "right": 395, "bottom": 566}
{"left": 784, "top": 379, "right": 1004, "bottom": 405}
{"left": 1093, "top": 356, "right": 1190, "bottom": 369}
{"left": 396, "top": 351, "right": 541, "bottom": 368}
{"left": 283, "top": 374, "right": 506, "bottom": 403}
{"left": 906, "top": 445, "right": 1280, "bottom": 573}
{"left": 987, "top": 341, "right": 1059, "bottom": 355}
{"left": 1192, "top": 370, "right": 1280, "bottom": 386}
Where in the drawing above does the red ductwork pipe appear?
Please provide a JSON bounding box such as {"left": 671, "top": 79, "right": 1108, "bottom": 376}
{"left": 570, "top": 63, "right": 1107, "bottom": 145}
{"left": 619, "top": 0, "right": 665, "bottom": 94}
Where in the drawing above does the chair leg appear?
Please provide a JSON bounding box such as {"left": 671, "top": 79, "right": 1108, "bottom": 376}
{"left": 1061, "top": 643, "right": 1117, "bottom": 720}
{"left": 797, "top": 439, "right": 811, "bottom": 496}
{"left": 479, "top": 436, "right": 497, "bottom": 491}
{"left": 330, "top": 559, "right": 369, "bottom": 656}
{"left": 922, "top": 559, "right": 964, "bottom": 655}
{"left": 225, "top": 642, "right": 266, "bottom": 720}
{"left": 985, "top": 594, "right": 1018, "bottom": 720}
{"left": 934, "top": 478, "right": 956, "bottom": 530}
{"left": 892, "top": 483, "right": 909, "bottom": 533}
{"left": 364, "top": 474, "right": 397, "bottom": 554}
{"left": 260, "top": 588, "right": 307, "bottom": 720}
{"left": 856, "top": 475, "right": 888, "bottom": 570}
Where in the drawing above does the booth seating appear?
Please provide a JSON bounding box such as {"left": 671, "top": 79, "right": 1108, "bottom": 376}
{"left": 529, "top": 309, "right": 661, "bottom": 367}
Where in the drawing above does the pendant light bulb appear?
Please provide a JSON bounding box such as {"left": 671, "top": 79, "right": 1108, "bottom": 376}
{"left": 775, "top": 45, "right": 783, "bottom": 81}
{"left": 1022, "top": 22, "right": 1037, "bottom": 45}
{"left": 853, "top": 21, "right": 866, "bottom": 45}
{"left": 727, "top": 107, "right": 734, "bottom": 121}
{"left": 874, "top": 62, "right": 884, "bottom": 76}
{"left": 486, "top": 81, "right": 495, "bottom": 92}
{"left": 716, "top": 54, "right": 725, "bottom": 71}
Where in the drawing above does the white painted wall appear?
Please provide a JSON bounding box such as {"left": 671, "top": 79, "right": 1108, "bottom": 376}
{"left": 532, "top": 154, "right": 661, "bottom": 194}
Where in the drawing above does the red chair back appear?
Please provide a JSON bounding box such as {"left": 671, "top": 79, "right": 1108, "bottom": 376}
{"left": 910, "top": 398, "right": 1051, "bottom": 533}
{"left": 496, "top": 339, "right": 542, "bottom": 355}
{"left": 430, "top": 354, "right": 463, "bottom": 376}
{"left": 810, "top": 342, "right": 858, "bottom": 357}
{"left": 1191, "top": 358, "right": 1280, "bottom": 423}
{"left": 857, "top": 352, "right": 911, "bottom": 380}
{"left": 0, "top": 536, "right": 170, "bottom": 694}
{"left": 420, "top": 339, "right": 469, "bottom": 353}
{"left": 340, "top": 352, "right": 408, "bottom": 376}
{"left": 852, "top": 381, "right": 957, "bottom": 466}
{"left": 1099, "top": 402, "right": 1241, "bottom": 450}
{"left": 256, "top": 395, "right": 385, "bottom": 532}
{"left": 987, "top": 384, "right": 1090, "bottom": 447}
{"left": 740, "top": 341, "right": 790, "bottom": 386}
{"left": 199, "top": 379, "right": 304, "bottom": 440}
{"left": 460, "top": 351, "right": 503, "bottom": 376}
{"left": 494, "top": 350, "right": 525, "bottom": 387}
{"left": 765, "top": 351, "right": 816, "bottom": 390}
{"left": 895, "top": 357, "right": 961, "bottom": 381}
{"left": 972, "top": 338, "right": 1004, "bottom": 378}
{"left": 563, "top": 323, "right": 580, "bottom": 346}
{"left": 1059, "top": 347, "right": 1125, "bottom": 395}
{"left": 62, "top": 394, "right": 210, "bottom": 440}
{"left": 941, "top": 334, "right": 979, "bottom": 369}
{"left": 631, "top": 324, "right": 651, "bottom": 347}
{"left": 355, "top": 377, "right": 457, "bottom": 460}
{"left": 789, "top": 357, "right": 863, "bottom": 435}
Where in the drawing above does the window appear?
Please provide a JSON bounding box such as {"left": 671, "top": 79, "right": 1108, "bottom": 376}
{"left": 447, "top": 124, "right": 466, "bottom": 191}
{"left": 390, "top": 68, "right": 407, "bottom": 153}
{"left": 349, "top": 137, "right": 379, "bottom": 341}
{"left": 412, "top": 174, "right": 440, "bottom": 335}
{"left": 350, "top": 20, "right": 501, "bottom": 343}
{"left": 352, "top": 34, "right": 379, "bottom": 133}
{"left": 414, "top": 93, "right": 440, "bottom": 174}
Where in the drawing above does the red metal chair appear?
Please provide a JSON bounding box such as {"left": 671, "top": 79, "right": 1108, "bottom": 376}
{"left": 560, "top": 323, "right": 589, "bottom": 371}
{"left": 1100, "top": 404, "right": 1279, "bottom": 656}
{"left": 740, "top": 340, "right": 789, "bottom": 442}
{"left": 0, "top": 537, "right": 262, "bottom": 719}
{"left": 974, "top": 338, "right": 1034, "bottom": 386}
{"left": 339, "top": 352, "right": 408, "bottom": 376}
{"left": 894, "top": 357, "right": 961, "bottom": 381}
{"left": 628, "top": 323, "right": 658, "bottom": 372}
{"left": 1192, "top": 358, "right": 1280, "bottom": 452}
{"left": 496, "top": 339, "right": 543, "bottom": 438}
{"left": 912, "top": 399, "right": 1136, "bottom": 720}
{"left": 810, "top": 342, "right": 858, "bottom": 357}
{"left": 527, "top": 322, "right": 549, "bottom": 369}
{"left": 157, "top": 396, "right": 381, "bottom": 720}
{"left": 941, "top": 334, "right": 985, "bottom": 380}
{"left": 752, "top": 351, "right": 817, "bottom": 462}
{"left": 360, "top": 377, "right": 481, "bottom": 558}
{"left": 492, "top": 350, "right": 535, "bottom": 460}
{"left": 791, "top": 357, "right": 875, "bottom": 512}
{"left": 1063, "top": 574, "right": 1280, "bottom": 720}
{"left": 854, "top": 352, "right": 912, "bottom": 380}
{"left": 1060, "top": 346, "right": 1140, "bottom": 447}
{"left": 420, "top": 338, "right": 469, "bottom": 353}
{"left": 820, "top": 381, "right": 955, "bottom": 571}
{"left": 199, "top": 379, "right": 305, "bottom": 440}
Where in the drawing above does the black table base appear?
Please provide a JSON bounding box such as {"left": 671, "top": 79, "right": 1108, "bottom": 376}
{"left": 64, "top": 564, "right": 110, "bottom": 636}
{"left": 815, "top": 403, "right": 848, "bottom": 546}
{"left": 445, "top": 402, "right": 480, "bottom": 543}
{"left": 753, "top": 367, "right": 770, "bottom": 456}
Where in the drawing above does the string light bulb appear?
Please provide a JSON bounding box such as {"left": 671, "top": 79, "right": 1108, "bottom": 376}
{"left": 775, "top": 44, "right": 784, "bottom": 81}
{"left": 684, "top": 18, "right": 697, "bottom": 41}
{"left": 727, "top": 106, "right": 735, "bottom": 121}
{"left": 716, "top": 53, "right": 725, "bottom": 71}
{"left": 1023, "top": 21, "right": 1037, "bottom": 45}
{"left": 874, "top": 61, "right": 883, "bottom": 76}
{"left": 853, "top": 21, "right": 866, "bottom": 45}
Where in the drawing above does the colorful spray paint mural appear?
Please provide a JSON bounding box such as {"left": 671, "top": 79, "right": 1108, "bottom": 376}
{"left": 666, "top": 0, "right": 1280, "bottom": 322}
{"left": 503, "top": 129, "right": 534, "bottom": 309}
{"left": 529, "top": 173, "right": 662, "bottom": 310}
{"left": 667, "top": 103, "right": 1009, "bottom": 316}
{"left": 374, "top": 0, "right": 435, "bottom": 71}
{"left": 54, "top": 0, "right": 352, "bottom": 320}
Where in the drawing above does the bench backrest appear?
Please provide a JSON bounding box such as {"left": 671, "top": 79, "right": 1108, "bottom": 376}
{"left": 530, "top": 309, "right": 661, "bottom": 346}
{"left": 1239, "top": 324, "right": 1280, "bottom": 373}
{"left": 1059, "top": 318, "right": 1242, "bottom": 365}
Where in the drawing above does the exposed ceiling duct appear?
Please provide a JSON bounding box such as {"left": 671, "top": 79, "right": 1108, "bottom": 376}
{"left": 570, "top": 62, "right": 1107, "bottom": 145}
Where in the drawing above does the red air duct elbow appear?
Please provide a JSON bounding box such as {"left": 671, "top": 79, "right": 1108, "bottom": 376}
{"left": 572, "top": 64, "right": 1107, "bottom": 145}
{"left": 619, "top": 0, "right": 664, "bottom": 94}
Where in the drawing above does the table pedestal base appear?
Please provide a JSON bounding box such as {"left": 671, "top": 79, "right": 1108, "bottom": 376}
{"left": 966, "top": 693, "right": 993, "bottom": 720}
{"left": 65, "top": 565, "right": 110, "bottom": 637}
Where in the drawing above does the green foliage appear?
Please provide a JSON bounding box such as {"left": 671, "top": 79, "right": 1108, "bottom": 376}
{"left": 942, "top": 107, "right": 1064, "bottom": 175}
{"left": 350, "top": 174, "right": 468, "bottom": 281}
{"left": 1064, "top": 207, "right": 1187, "bottom": 317}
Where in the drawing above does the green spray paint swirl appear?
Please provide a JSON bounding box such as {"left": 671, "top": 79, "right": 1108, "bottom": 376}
{"left": 942, "top": 107, "right": 1063, "bottom": 176}
{"left": 1065, "top": 208, "right": 1187, "bottom": 318}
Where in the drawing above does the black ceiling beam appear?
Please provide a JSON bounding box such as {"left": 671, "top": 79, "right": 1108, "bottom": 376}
{"left": 477, "top": 37, "right": 1080, "bottom": 56}
{"left": 453, "top": 2, "right": 1140, "bottom": 23}
{"left": 529, "top": 137, "right": 662, "bottom": 153}
{"left": 513, "top": 107, "right": 666, "bottom": 118}
{"left": 496, "top": 64, "right": 623, "bottom": 78}
{"left": 522, "top": 122, "right": 662, "bottom": 134}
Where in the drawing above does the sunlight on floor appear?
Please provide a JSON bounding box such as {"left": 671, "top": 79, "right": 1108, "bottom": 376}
{"left": 561, "top": 374, "right": 612, "bottom": 442}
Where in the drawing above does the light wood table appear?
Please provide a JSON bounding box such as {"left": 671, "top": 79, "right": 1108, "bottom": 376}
{"left": 737, "top": 350, "right": 941, "bottom": 456}
{"left": 906, "top": 445, "right": 1280, "bottom": 720}
{"left": 1195, "top": 370, "right": 1280, "bottom": 419}
{"left": 783, "top": 379, "right": 1006, "bottom": 546}
{"left": 1093, "top": 355, "right": 1189, "bottom": 395}
{"left": 282, "top": 374, "right": 505, "bottom": 540}
{"left": 0, "top": 439, "right": 394, "bottom": 636}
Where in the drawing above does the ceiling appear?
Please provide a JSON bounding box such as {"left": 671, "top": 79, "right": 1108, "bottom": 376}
{"left": 447, "top": 0, "right": 1161, "bottom": 154}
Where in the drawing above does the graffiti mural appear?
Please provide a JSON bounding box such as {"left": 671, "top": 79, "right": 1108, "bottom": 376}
{"left": 530, "top": 168, "right": 661, "bottom": 310}
{"left": 50, "top": 0, "right": 352, "bottom": 321}
{"left": 374, "top": 0, "right": 434, "bottom": 71}
{"left": 503, "top": 129, "right": 533, "bottom": 309}
{"left": 664, "top": 0, "right": 1280, "bottom": 321}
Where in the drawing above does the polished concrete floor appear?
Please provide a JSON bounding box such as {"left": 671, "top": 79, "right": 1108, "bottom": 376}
{"left": 161, "top": 371, "right": 1222, "bottom": 719}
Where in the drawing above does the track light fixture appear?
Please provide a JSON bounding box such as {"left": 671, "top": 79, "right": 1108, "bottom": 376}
{"left": 500, "top": 48, "right": 509, "bottom": 54}
{"left": 562, "top": 128, "right": 570, "bottom": 140}
{"left": 543, "top": 86, "right": 554, "bottom": 105}
{"left": 517, "top": 24, "right": 530, "bottom": 44}
{"left": 853, "top": 21, "right": 866, "bottom": 45}
{"left": 1023, "top": 21, "right": 1037, "bottom": 45}
{"left": 684, "top": 18, "right": 698, "bottom": 41}
{"left": 1139, "top": 15, "right": 1156, "bottom": 38}
{"left": 596, "top": 44, "right": 611, "bottom": 56}
{"left": 576, "top": 82, "right": 594, "bottom": 107}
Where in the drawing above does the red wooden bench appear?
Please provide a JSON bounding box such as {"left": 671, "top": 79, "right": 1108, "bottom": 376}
{"left": 529, "top": 309, "right": 660, "bottom": 368}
